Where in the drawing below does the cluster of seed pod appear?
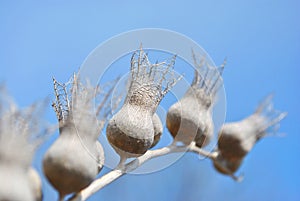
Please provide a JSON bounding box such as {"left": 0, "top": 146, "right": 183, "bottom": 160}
{"left": 0, "top": 87, "right": 43, "bottom": 201}
{"left": 0, "top": 46, "right": 288, "bottom": 201}
{"left": 106, "top": 47, "right": 181, "bottom": 160}
{"left": 213, "top": 95, "right": 287, "bottom": 180}
{"left": 43, "top": 74, "right": 115, "bottom": 200}
{"left": 166, "top": 51, "right": 225, "bottom": 147}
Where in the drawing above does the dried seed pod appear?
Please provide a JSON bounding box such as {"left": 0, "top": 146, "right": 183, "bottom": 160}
{"left": 0, "top": 166, "right": 34, "bottom": 201}
{"left": 217, "top": 95, "right": 287, "bottom": 160}
{"left": 43, "top": 74, "right": 111, "bottom": 199}
{"left": 28, "top": 167, "right": 43, "bottom": 201}
{"left": 150, "top": 113, "right": 163, "bottom": 148}
{"left": 213, "top": 95, "right": 287, "bottom": 179}
{"left": 0, "top": 87, "right": 45, "bottom": 201}
{"left": 213, "top": 152, "right": 243, "bottom": 175}
{"left": 107, "top": 47, "right": 181, "bottom": 158}
{"left": 167, "top": 52, "right": 225, "bottom": 147}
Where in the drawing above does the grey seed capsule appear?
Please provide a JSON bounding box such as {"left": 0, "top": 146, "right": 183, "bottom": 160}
{"left": 107, "top": 47, "right": 181, "bottom": 158}
{"left": 217, "top": 95, "right": 287, "bottom": 160}
{"left": 167, "top": 52, "right": 224, "bottom": 147}
{"left": 43, "top": 131, "right": 103, "bottom": 198}
{"left": 0, "top": 165, "right": 34, "bottom": 201}
{"left": 28, "top": 168, "right": 43, "bottom": 201}
{"left": 167, "top": 87, "right": 214, "bottom": 146}
{"left": 107, "top": 104, "right": 154, "bottom": 157}
{"left": 43, "top": 75, "right": 107, "bottom": 199}
{"left": 150, "top": 113, "right": 163, "bottom": 148}
{"left": 213, "top": 153, "right": 243, "bottom": 175}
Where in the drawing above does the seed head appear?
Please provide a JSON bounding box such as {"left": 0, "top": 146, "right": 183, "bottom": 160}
{"left": 44, "top": 73, "right": 114, "bottom": 198}
{"left": 107, "top": 47, "right": 181, "bottom": 158}
{"left": 167, "top": 51, "right": 225, "bottom": 147}
{"left": 213, "top": 95, "right": 287, "bottom": 180}
{"left": 0, "top": 86, "right": 46, "bottom": 167}
{"left": 217, "top": 94, "right": 287, "bottom": 160}
{"left": 0, "top": 86, "right": 46, "bottom": 201}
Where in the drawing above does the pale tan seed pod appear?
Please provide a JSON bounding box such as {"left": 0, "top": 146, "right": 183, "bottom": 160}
{"left": 213, "top": 95, "right": 287, "bottom": 179}
{"left": 213, "top": 154, "right": 243, "bottom": 175}
{"left": 150, "top": 113, "right": 163, "bottom": 148}
{"left": 0, "top": 87, "right": 45, "bottom": 201}
{"left": 0, "top": 166, "right": 34, "bottom": 201}
{"left": 107, "top": 47, "right": 181, "bottom": 159}
{"left": 28, "top": 167, "right": 43, "bottom": 201}
{"left": 217, "top": 95, "right": 287, "bottom": 160}
{"left": 167, "top": 51, "right": 225, "bottom": 147}
{"left": 43, "top": 74, "right": 111, "bottom": 199}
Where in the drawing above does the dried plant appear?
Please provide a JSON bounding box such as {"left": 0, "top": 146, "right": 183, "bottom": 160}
{"left": 213, "top": 95, "right": 287, "bottom": 180}
{"left": 66, "top": 50, "right": 286, "bottom": 200}
{"left": 43, "top": 73, "right": 118, "bottom": 200}
{"left": 0, "top": 47, "right": 287, "bottom": 201}
{"left": 106, "top": 46, "right": 182, "bottom": 159}
{"left": 0, "top": 86, "right": 47, "bottom": 201}
{"left": 166, "top": 50, "right": 226, "bottom": 147}
{"left": 150, "top": 113, "right": 163, "bottom": 148}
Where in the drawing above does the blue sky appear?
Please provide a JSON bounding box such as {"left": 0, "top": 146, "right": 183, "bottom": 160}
{"left": 0, "top": 1, "right": 299, "bottom": 201}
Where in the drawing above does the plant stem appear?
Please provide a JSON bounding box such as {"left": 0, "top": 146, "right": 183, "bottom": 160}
{"left": 69, "top": 143, "right": 214, "bottom": 201}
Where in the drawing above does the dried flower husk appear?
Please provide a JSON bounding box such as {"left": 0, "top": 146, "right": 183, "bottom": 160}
{"left": 213, "top": 153, "right": 243, "bottom": 175}
{"left": 0, "top": 87, "right": 45, "bottom": 201}
{"left": 107, "top": 47, "right": 181, "bottom": 158}
{"left": 43, "top": 74, "right": 109, "bottom": 198}
{"left": 217, "top": 95, "right": 287, "bottom": 160}
{"left": 167, "top": 52, "right": 224, "bottom": 147}
{"left": 214, "top": 95, "right": 287, "bottom": 178}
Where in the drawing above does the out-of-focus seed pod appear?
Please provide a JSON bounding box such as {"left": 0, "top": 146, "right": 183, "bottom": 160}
{"left": 214, "top": 95, "right": 287, "bottom": 178}
{"left": 213, "top": 154, "right": 243, "bottom": 175}
{"left": 167, "top": 52, "right": 225, "bottom": 147}
{"left": 0, "top": 165, "right": 34, "bottom": 201}
{"left": 0, "top": 87, "right": 45, "bottom": 201}
{"left": 28, "top": 167, "right": 43, "bottom": 201}
{"left": 43, "top": 74, "right": 111, "bottom": 199}
{"left": 217, "top": 95, "right": 287, "bottom": 160}
{"left": 107, "top": 47, "right": 181, "bottom": 158}
{"left": 150, "top": 113, "right": 163, "bottom": 148}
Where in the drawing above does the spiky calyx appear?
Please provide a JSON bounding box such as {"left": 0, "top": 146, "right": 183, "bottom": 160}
{"left": 126, "top": 47, "right": 181, "bottom": 113}
{"left": 52, "top": 73, "right": 119, "bottom": 140}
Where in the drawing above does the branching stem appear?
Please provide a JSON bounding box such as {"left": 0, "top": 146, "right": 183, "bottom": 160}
{"left": 69, "top": 142, "right": 217, "bottom": 201}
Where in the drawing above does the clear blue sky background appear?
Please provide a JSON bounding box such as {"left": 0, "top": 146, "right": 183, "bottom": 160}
{"left": 0, "top": 1, "right": 299, "bottom": 201}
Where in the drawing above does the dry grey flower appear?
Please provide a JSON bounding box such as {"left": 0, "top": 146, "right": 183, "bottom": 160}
{"left": 107, "top": 46, "right": 182, "bottom": 159}
{"left": 167, "top": 51, "right": 225, "bottom": 147}
{"left": 0, "top": 87, "right": 45, "bottom": 201}
{"left": 43, "top": 73, "right": 115, "bottom": 200}
{"left": 213, "top": 95, "right": 287, "bottom": 178}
